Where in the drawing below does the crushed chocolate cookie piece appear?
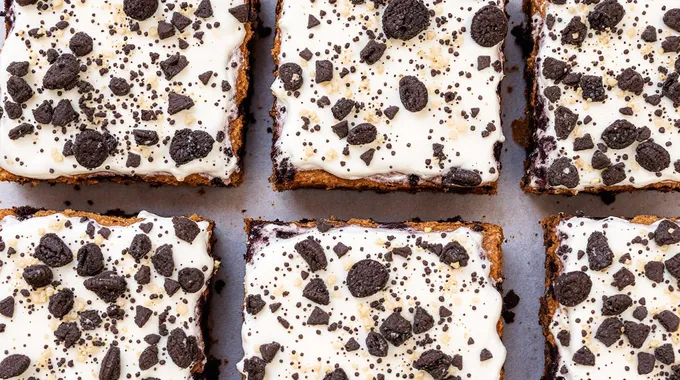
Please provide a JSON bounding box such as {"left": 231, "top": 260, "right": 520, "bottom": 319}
{"left": 470, "top": 5, "right": 508, "bottom": 47}
{"left": 8, "top": 123, "right": 34, "bottom": 140}
{"left": 76, "top": 243, "right": 104, "bottom": 276}
{"left": 547, "top": 158, "right": 579, "bottom": 189}
{"left": 83, "top": 271, "right": 127, "bottom": 303}
{"left": 123, "top": 0, "right": 158, "bottom": 21}
{"left": 365, "top": 331, "right": 389, "bottom": 357}
{"left": 360, "top": 40, "right": 387, "bottom": 65}
{"left": 69, "top": 32, "right": 93, "bottom": 57}
{"left": 413, "top": 349, "right": 452, "bottom": 379}
{"left": 169, "top": 129, "right": 214, "bottom": 165}
{"left": 0, "top": 355, "right": 30, "bottom": 378}
{"left": 229, "top": 4, "right": 251, "bottom": 23}
{"left": 23, "top": 265, "right": 53, "bottom": 288}
{"left": 587, "top": 0, "right": 625, "bottom": 31}
{"left": 587, "top": 231, "right": 614, "bottom": 271}
{"left": 194, "top": 0, "right": 213, "bottom": 18}
{"left": 561, "top": 16, "right": 587, "bottom": 46}
{"left": 167, "top": 328, "right": 199, "bottom": 368}
{"left": 178, "top": 267, "right": 205, "bottom": 293}
{"left": 35, "top": 233, "right": 73, "bottom": 267}
{"left": 279, "top": 63, "right": 304, "bottom": 91}
{"left": 347, "top": 259, "right": 389, "bottom": 298}
{"left": 382, "top": 0, "right": 430, "bottom": 41}
{"left": 399, "top": 76, "right": 428, "bottom": 112}
{"left": 260, "top": 342, "right": 281, "bottom": 363}
{"left": 553, "top": 271, "right": 592, "bottom": 307}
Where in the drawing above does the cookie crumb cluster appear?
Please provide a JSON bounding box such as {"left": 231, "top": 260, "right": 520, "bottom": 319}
{"left": 239, "top": 220, "right": 505, "bottom": 379}
{"left": 272, "top": 0, "right": 507, "bottom": 191}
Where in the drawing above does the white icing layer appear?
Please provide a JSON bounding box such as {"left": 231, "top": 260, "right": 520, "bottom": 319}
{"left": 273, "top": 0, "right": 505, "bottom": 186}
{"left": 0, "top": 0, "right": 248, "bottom": 182}
{"left": 551, "top": 217, "right": 680, "bottom": 379}
{"left": 530, "top": 1, "right": 680, "bottom": 192}
{"left": 238, "top": 222, "right": 505, "bottom": 379}
{"left": 0, "top": 211, "right": 214, "bottom": 379}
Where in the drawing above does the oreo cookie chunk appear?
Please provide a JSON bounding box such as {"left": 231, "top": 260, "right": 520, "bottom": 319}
{"left": 0, "top": 0, "right": 255, "bottom": 187}
{"left": 240, "top": 219, "right": 506, "bottom": 379}
{"left": 526, "top": 0, "right": 680, "bottom": 194}
{"left": 544, "top": 214, "right": 680, "bottom": 379}
{"left": 272, "top": 0, "right": 506, "bottom": 192}
{"left": 0, "top": 209, "right": 215, "bottom": 379}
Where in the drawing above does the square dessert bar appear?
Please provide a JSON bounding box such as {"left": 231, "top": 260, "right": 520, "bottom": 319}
{"left": 271, "top": 0, "right": 507, "bottom": 193}
{"left": 541, "top": 214, "right": 680, "bottom": 379}
{"left": 0, "top": 207, "right": 215, "bottom": 379}
{"left": 0, "top": 0, "right": 257, "bottom": 186}
{"left": 525, "top": 0, "right": 680, "bottom": 194}
{"left": 239, "top": 219, "right": 506, "bottom": 379}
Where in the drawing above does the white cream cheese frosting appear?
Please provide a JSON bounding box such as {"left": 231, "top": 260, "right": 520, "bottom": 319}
{"left": 272, "top": 0, "right": 506, "bottom": 188}
{"left": 529, "top": 0, "right": 680, "bottom": 192}
{"left": 238, "top": 221, "right": 505, "bottom": 379}
{"left": 0, "top": 0, "right": 250, "bottom": 183}
{"left": 549, "top": 216, "right": 680, "bottom": 379}
{"left": 0, "top": 210, "right": 214, "bottom": 379}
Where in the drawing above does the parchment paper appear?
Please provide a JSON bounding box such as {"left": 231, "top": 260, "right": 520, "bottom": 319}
{"left": 3, "top": 1, "right": 679, "bottom": 378}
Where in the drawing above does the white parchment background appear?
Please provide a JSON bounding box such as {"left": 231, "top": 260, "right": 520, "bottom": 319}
{"left": 3, "top": 0, "right": 680, "bottom": 379}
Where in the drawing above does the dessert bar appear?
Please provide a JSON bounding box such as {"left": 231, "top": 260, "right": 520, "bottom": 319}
{"left": 542, "top": 214, "right": 680, "bottom": 379}
{"left": 271, "top": 0, "right": 507, "bottom": 192}
{"left": 525, "top": 0, "right": 680, "bottom": 194}
{"left": 1, "top": 0, "right": 257, "bottom": 186}
{"left": 239, "top": 218, "right": 506, "bottom": 379}
{"left": 0, "top": 207, "right": 215, "bottom": 378}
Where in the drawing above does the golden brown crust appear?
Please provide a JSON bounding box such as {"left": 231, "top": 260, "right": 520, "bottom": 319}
{"left": 244, "top": 217, "right": 505, "bottom": 379}
{"left": 273, "top": 170, "right": 500, "bottom": 194}
{"left": 1, "top": 0, "right": 258, "bottom": 188}
{"left": 539, "top": 213, "right": 673, "bottom": 379}
{"left": 0, "top": 206, "right": 217, "bottom": 376}
{"left": 521, "top": 0, "right": 680, "bottom": 195}
{"left": 268, "top": 0, "right": 502, "bottom": 194}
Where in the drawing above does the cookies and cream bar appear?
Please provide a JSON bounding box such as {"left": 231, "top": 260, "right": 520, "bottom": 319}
{"left": 542, "top": 215, "right": 680, "bottom": 379}
{"left": 0, "top": 0, "right": 255, "bottom": 186}
{"left": 239, "top": 219, "right": 506, "bottom": 379}
{"left": 0, "top": 208, "right": 215, "bottom": 379}
{"left": 271, "top": 0, "right": 507, "bottom": 192}
{"left": 526, "top": 0, "right": 680, "bottom": 194}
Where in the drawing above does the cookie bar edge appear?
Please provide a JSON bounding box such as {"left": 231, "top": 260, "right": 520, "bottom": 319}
{"left": 539, "top": 213, "right": 565, "bottom": 380}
